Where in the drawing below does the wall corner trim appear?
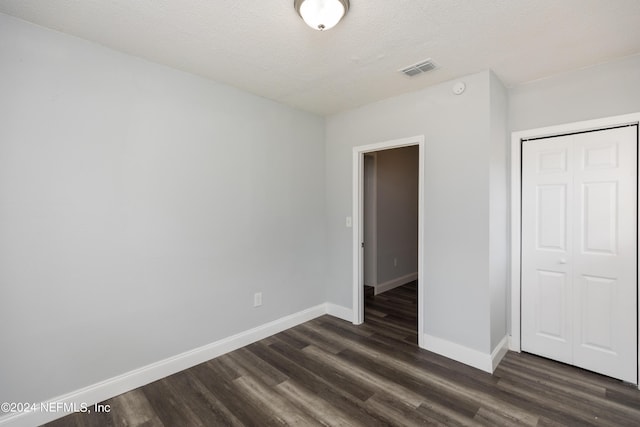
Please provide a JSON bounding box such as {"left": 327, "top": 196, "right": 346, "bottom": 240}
{"left": 507, "top": 335, "right": 519, "bottom": 352}
{"left": 491, "top": 336, "right": 509, "bottom": 371}
{"left": 423, "top": 333, "right": 508, "bottom": 374}
{"left": 0, "top": 303, "right": 351, "bottom": 427}
{"left": 325, "top": 303, "right": 353, "bottom": 322}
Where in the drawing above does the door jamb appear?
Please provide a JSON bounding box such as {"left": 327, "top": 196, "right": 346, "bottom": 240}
{"left": 363, "top": 153, "right": 378, "bottom": 288}
{"left": 352, "top": 135, "right": 425, "bottom": 348}
{"left": 509, "top": 112, "right": 640, "bottom": 386}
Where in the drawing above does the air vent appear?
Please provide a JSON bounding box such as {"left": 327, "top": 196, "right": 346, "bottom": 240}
{"left": 400, "top": 58, "right": 438, "bottom": 77}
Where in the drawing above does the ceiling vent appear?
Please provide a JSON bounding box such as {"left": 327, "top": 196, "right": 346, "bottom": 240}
{"left": 400, "top": 58, "right": 438, "bottom": 77}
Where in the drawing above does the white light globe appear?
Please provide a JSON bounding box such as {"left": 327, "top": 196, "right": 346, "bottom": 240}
{"left": 299, "top": 0, "right": 346, "bottom": 31}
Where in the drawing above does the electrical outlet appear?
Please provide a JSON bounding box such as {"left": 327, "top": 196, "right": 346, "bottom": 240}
{"left": 393, "top": 258, "right": 398, "bottom": 267}
{"left": 254, "top": 292, "right": 262, "bottom": 307}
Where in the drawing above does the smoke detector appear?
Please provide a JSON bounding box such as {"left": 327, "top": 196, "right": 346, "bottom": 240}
{"left": 452, "top": 81, "right": 466, "bottom": 95}
{"left": 400, "top": 58, "right": 438, "bottom": 77}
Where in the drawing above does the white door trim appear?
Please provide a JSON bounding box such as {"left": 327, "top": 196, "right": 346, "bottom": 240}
{"left": 510, "top": 112, "right": 640, "bottom": 386}
{"left": 352, "top": 135, "right": 425, "bottom": 348}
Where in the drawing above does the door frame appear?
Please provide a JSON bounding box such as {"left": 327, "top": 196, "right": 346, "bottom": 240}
{"left": 352, "top": 135, "right": 425, "bottom": 348}
{"left": 363, "top": 153, "right": 378, "bottom": 288}
{"left": 509, "top": 112, "right": 640, "bottom": 386}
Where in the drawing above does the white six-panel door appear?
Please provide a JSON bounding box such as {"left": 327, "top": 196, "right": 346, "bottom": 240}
{"left": 521, "top": 126, "right": 637, "bottom": 383}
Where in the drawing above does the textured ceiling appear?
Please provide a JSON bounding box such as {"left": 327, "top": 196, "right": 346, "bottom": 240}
{"left": 1, "top": 0, "right": 639, "bottom": 115}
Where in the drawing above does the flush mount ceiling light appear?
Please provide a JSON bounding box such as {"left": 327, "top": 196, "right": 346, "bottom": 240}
{"left": 294, "top": 0, "right": 350, "bottom": 31}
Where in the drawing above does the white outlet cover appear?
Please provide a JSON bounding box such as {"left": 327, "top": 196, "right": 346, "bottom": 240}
{"left": 452, "top": 81, "right": 466, "bottom": 95}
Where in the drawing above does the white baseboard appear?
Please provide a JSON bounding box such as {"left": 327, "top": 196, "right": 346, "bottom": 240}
{"left": 507, "top": 335, "right": 520, "bottom": 352}
{"left": 422, "top": 333, "right": 509, "bottom": 374}
{"left": 374, "top": 272, "right": 418, "bottom": 295}
{"left": 491, "top": 336, "right": 509, "bottom": 371}
{"left": 0, "top": 303, "right": 339, "bottom": 427}
{"left": 325, "top": 303, "right": 353, "bottom": 322}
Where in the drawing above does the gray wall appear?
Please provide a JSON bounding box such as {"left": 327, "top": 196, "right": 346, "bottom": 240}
{"left": 0, "top": 13, "right": 326, "bottom": 404}
{"left": 326, "top": 70, "right": 508, "bottom": 354}
{"left": 509, "top": 54, "right": 640, "bottom": 132}
{"left": 489, "top": 72, "right": 509, "bottom": 349}
{"left": 375, "top": 146, "right": 419, "bottom": 285}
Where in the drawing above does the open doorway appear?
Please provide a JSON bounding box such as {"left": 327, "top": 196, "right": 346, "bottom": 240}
{"left": 352, "top": 135, "right": 425, "bottom": 348}
{"left": 363, "top": 147, "right": 419, "bottom": 342}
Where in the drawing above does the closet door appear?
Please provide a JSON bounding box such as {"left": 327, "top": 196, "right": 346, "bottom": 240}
{"left": 522, "top": 126, "right": 637, "bottom": 383}
{"left": 522, "top": 135, "right": 574, "bottom": 365}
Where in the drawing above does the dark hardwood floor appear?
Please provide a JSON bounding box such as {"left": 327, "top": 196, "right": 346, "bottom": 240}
{"left": 47, "top": 281, "right": 640, "bottom": 426}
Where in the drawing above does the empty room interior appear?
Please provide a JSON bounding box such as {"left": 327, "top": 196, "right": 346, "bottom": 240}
{"left": 2, "top": 1, "right": 640, "bottom": 426}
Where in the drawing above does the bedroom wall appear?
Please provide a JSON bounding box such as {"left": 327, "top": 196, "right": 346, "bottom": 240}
{"left": 325, "top": 70, "right": 508, "bottom": 357}
{"left": 0, "top": 13, "right": 326, "bottom": 406}
{"left": 509, "top": 53, "right": 640, "bottom": 132}
{"left": 489, "top": 72, "right": 509, "bottom": 351}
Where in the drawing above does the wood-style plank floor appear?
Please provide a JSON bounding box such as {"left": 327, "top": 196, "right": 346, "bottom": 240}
{"left": 47, "top": 282, "right": 640, "bottom": 426}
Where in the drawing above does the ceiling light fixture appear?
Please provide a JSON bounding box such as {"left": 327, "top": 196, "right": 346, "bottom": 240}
{"left": 294, "top": 0, "right": 350, "bottom": 31}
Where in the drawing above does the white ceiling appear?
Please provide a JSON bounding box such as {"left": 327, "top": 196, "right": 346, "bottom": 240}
{"left": 1, "top": 0, "right": 639, "bottom": 115}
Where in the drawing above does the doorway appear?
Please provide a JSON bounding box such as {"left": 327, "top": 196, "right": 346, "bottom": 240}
{"left": 363, "top": 147, "right": 419, "bottom": 340}
{"left": 352, "top": 135, "right": 425, "bottom": 348}
{"left": 510, "top": 113, "right": 640, "bottom": 385}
